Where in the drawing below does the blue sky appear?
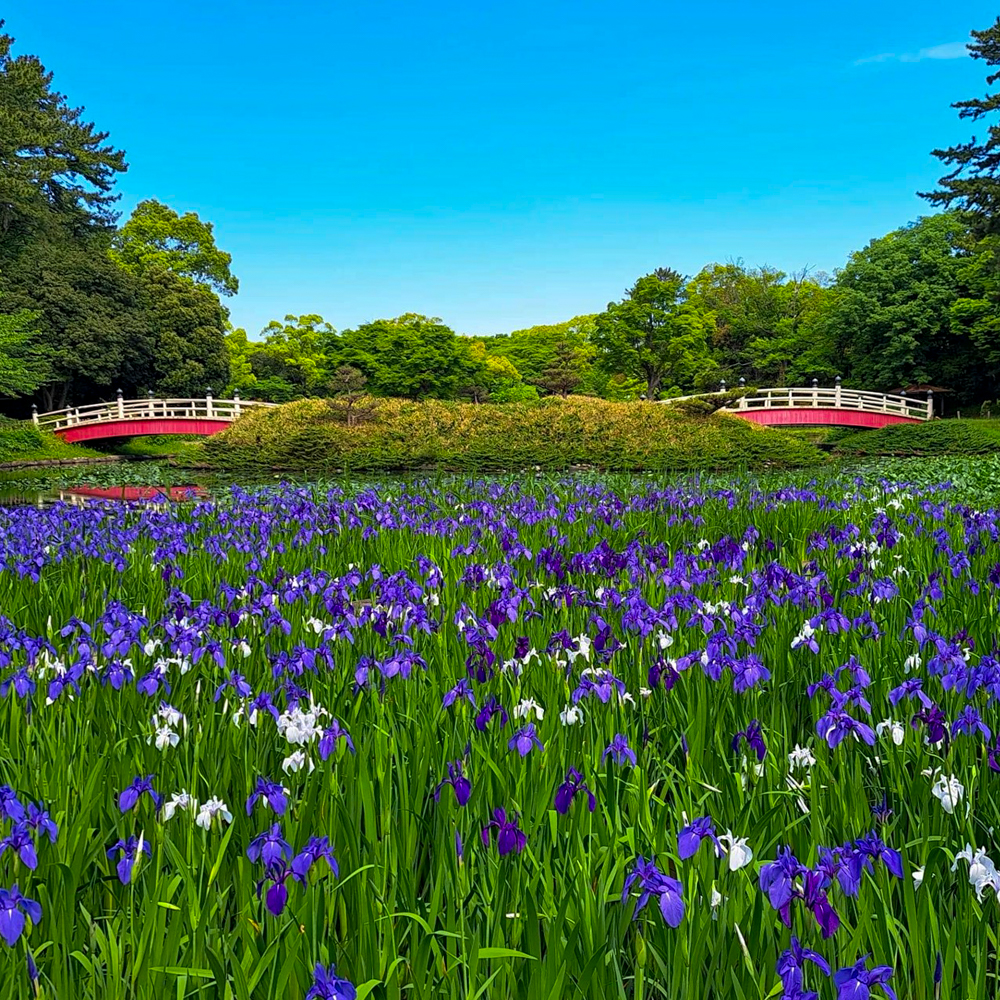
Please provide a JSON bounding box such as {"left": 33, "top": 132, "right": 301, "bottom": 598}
{"left": 8, "top": 1, "right": 996, "bottom": 337}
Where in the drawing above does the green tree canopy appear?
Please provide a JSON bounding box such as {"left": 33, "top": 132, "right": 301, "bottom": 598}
{"left": 0, "top": 298, "right": 49, "bottom": 397}
{"left": 327, "top": 314, "right": 469, "bottom": 399}
{"left": 821, "top": 213, "right": 995, "bottom": 404}
{"left": 485, "top": 315, "right": 598, "bottom": 391}
{"left": 0, "top": 23, "right": 126, "bottom": 256}
{"left": 593, "top": 268, "right": 716, "bottom": 398}
{"left": 111, "top": 199, "right": 238, "bottom": 297}
{"left": 922, "top": 21, "right": 1000, "bottom": 238}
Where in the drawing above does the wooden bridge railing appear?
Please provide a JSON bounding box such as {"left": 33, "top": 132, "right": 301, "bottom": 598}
{"left": 665, "top": 386, "right": 933, "bottom": 421}
{"left": 33, "top": 392, "right": 277, "bottom": 432}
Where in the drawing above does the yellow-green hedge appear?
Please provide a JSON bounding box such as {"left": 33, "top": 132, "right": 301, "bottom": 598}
{"left": 204, "top": 396, "right": 823, "bottom": 472}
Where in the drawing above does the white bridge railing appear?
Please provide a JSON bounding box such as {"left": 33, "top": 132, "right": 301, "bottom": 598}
{"left": 665, "top": 385, "right": 933, "bottom": 421}
{"left": 33, "top": 391, "right": 277, "bottom": 432}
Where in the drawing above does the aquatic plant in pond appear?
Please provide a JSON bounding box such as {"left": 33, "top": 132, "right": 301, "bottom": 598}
{"left": 0, "top": 475, "right": 996, "bottom": 996}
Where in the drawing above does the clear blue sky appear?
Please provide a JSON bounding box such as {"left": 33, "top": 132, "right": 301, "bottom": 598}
{"left": 8, "top": 1, "right": 997, "bottom": 337}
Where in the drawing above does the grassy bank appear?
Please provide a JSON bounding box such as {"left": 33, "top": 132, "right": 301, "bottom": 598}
{"left": 204, "top": 396, "right": 823, "bottom": 472}
{"left": 833, "top": 419, "right": 1000, "bottom": 456}
{"left": 0, "top": 416, "right": 104, "bottom": 466}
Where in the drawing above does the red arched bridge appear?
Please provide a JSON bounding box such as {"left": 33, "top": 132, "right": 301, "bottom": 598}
{"left": 666, "top": 385, "right": 934, "bottom": 428}
{"left": 33, "top": 393, "right": 277, "bottom": 443}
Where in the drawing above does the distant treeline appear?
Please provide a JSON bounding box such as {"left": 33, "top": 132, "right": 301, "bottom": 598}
{"left": 4, "top": 17, "right": 1000, "bottom": 412}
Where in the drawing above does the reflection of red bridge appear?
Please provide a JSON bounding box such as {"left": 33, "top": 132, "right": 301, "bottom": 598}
{"left": 61, "top": 486, "right": 208, "bottom": 502}
{"left": 666, "top": 386, "right": 933, "bottom": 428}
{"left": 35, "top": 393, "right": 276, "bottom": 442}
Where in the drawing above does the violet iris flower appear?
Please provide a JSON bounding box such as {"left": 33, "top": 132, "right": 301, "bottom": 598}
{"left": 602, "top": 733, "right": 636, "bottom": 766}
{"left": 107, "top": 836, "right": 150, "bottom": 885}
{"left": 816, "top": 710, "right": 876, "bottom": 749}
{"left": 475, "top": 696, "right": 508, "bottom": 731}
{"left": 306, "top": 963, "right": 357, "bottom": 1000}
{"left": 434, "top": 760, "right": 472, "bottom": 806}
{"left": 0, "top": 787, "right": 24, "bottom": 824}
{"left": 481, "top": 808, "right": 526, "bottom": 856}
{"left": 776, "top": 936, "right": 831, "bottom": 1000}
{"left": 290, "top": 836, "right": 339, "bottom": 882}
{"left": 832, "top": 957, "right": 897, "bottom": 1000}
{"left": 952, "top": 705, "right": 991, "bottom": 741}
{"left": 621, "top": 855, "right": 685, "bottom": 928}
{"left": 0, "top": 885, "right": 41, "bottom": 947}
{"left": 554, "top": 768, "right": 596, "bottom": 814}
{"left": 508, "top": 724, "right": 544, "bottom": 757}
{"left": 213, "top": 671, "right": 252, "bottom": 701}
{"left": 25, "top": 803, "right": 57, "bottom": 844}
{"left": 247, "top": 823, "right": 293, "bottom": 867}
{"left": 442, "top": 678, "right": 476, "bottom": 710}
{"left": 0, "top": 824, "right": 36, "bottom": 869}
{"left": 118, "top": 775, "right": 162, "bottom": 813}
{"left": 246, "top": 778, "right": 288, "bottom": 816}
{"left": 318, "top": 719, "right": 355, "bottom": 759}
{"left": 732, "top": 720, "right": 767, "bottom": 760}
{"left": 677, "top": 816, "right": 722, "bottom": 860}
{"left": 759, "top": 847, "right": 803, "bottom": 911}
{"left": 911, "top": 704, "right": 949, "bottom": 746}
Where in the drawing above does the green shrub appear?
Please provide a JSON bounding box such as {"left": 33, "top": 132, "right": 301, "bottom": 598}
{"left": 834, "top": 419, "right": 1000, "bottom": 456}
{"left": 204, "top": 396, "right": 823, "bottom": 473}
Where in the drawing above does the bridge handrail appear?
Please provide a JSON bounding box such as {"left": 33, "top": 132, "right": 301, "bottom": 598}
{"left": 662, "top": 386, "right": 932, "bottom": 421}
{"left": 35, "top": 397, "right": 278, "bottom": 431}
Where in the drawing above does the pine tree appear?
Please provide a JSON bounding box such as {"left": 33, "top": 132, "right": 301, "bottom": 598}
{"left": 922, "top": 21, "right": 1000, "bottom": 237}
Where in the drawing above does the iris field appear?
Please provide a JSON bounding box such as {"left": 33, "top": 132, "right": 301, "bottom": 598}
{"left": 0, "top": 473, "right": 998, "bottom": 998}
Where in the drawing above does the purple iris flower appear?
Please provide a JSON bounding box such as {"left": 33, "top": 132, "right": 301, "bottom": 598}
{"left": 434, "top": 760, "right": 472, "bottom": 806}
{"left": 25, "top": 803, "right": 57, "bottom": 844}
{"left": 799, "top": 870, "right": 840, "bottom": 938}
{"left": 213, "top": 671, "right": 252, "bottom": 701}
{"left": 833, "top": 957, "right": 897, "bottom": 1000}
{"left": 442, "top": 678, "right": 476, "bottom": 710}
{"left": 0, "top": 667, "right": 34, "bottom": 700}
{"left": 290, "top": 836, "right": 339, "bottom": 882}
{"left": 107, "top": 836, "right": 150, "bottom": 885}
{"left": 952, "top": 706, "right": 991, "bottom": 742}
{"left": 255, "top": 864, "right": 294, "bottom": 916}
{"left": 318, "top": 719, "right": 355, "bottom": 759}
{"left": 911, "top": 704, "right": 949, "bottom": 746}
{"left": 732, "top": 720, "right": 767, "bottom": 761}
{"left": 602, "top": 733, "right": 637, "bottom": 766}
{"left": 136, "top": 666, "right": 170, "bottom": 697}
{"left": 554, "top": 768, "right": 596, "bottom": 814}
{"left": 246, "top": 778, "right": 288, "bottom": 816}
{"left": 0, "top": 885, "right": 41, "bottom": 947}
{"left": 888, "top": 678, "right": 932, "bottom": 709}
{"left": 621, "top": 855, "right": 685, "bottom": 928}
{"left": 0, "top": 824, "right": 36, "bottom": 870}
{"left": 854, "top": 832, "right": 904, "bottom": 880}
{"left": 677, "top": 816, "right": 722, "bottom": 860}
{"left": 118, "top": 775, "right": 162, "bottom": 813}
{"left": 816, "top": 710, "right": 876, "bottom": 748}
{"left": 759, "top": 847, "right": 803, "bottom": 911}
{"left": 481, "top": 808, "right": 526, "bottom": 856}
{"left": 247, "top": 824, "right": 293, "bottom": 866}
{"left": 0, "top": 787, "right": 24, "bottom": 823}
{"left": 306, "top": 963, "right": 357, "bottom": 1000}
{"left": 475, "top": 696, "right": 508, "bottom": 731}
{"left": 508, "top": 724, "right": 544, "bottom": 757}
{"left": 776, "top": 936, "right": 831, "bottom": 1000}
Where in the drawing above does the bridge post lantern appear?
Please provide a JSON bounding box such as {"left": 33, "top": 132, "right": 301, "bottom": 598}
{"left": 116, "top": 389, "right": 124, "bottom": 419}
{"left": 233, "top": 389, "right": 242, "bottom": 418}
{"left": 31, "top": 404, "right": 38, "bottom": 427}
{"left": 927, "top": 389, "right": 934, "bottom": 420}
{"left": 812, "top": 378, "right": 818, "bottom": 408}
{"left": 835, "top": 376, "right": 841, "bottom": 408}
{"left": 738, "top": 377, "right": 747, "bottom": 409}
{"left": 720, "top": 380, "right": 726, "bottom": 393}
{"left": 206, "top": 388, "right": 214, "bottom": 419}
{"left": 147, "top": 390, "right": 155, "bottom": 418}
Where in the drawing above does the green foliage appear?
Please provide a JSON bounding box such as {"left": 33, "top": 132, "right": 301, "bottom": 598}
{"left": 922, "top": 20, "right": 1000, "bottom": 238}
{"left": 110, "top": 199, "right": 238, "bottom": 296}
{"left": 593, "top": 268, "right": 716, "bottom": 398}
{"left": 143, "top": 269, "right": 230, "bottom": 397}
{"left": 205, "top": 396, "right": 822, "bottom": 472}
{"left": 834, "top": 418, "right": 1000, "bottom": 456}
{"left": 665, "top": 388, "right": 754, "bottom": 417}
{"left": 326, "top": 314, "right": 470, "bottom": 400}
{"left": 0, "top": 415, "right": 101, "bottom": 462}
{"left": 484, "top": 315, "right": 600, "bottom": 394}
{"left": 0, "top": 298, "right": 49, "bottom": 396}
{"left": 0, "top": 21, "right": 127, "bottom": 255}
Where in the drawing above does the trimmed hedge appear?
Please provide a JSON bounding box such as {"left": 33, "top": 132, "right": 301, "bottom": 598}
{"left": 0, "top": 417, "right": 101, "bottom": 464}
{"left": 833, "top": 420, "right": 1000, "bottom": 457}
{"left": 203, "top": 396, "right": 823, "bottom": 472}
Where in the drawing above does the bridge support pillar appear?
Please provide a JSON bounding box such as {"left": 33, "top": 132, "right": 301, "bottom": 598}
{"left": 116, "top": 389, "right": 124, "bottom": 419}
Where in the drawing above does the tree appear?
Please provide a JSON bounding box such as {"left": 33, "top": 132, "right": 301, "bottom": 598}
{"left": 111, "top": 199, "right": 239, "bottom": 297}
{"left": 485, "top": 315, "right": 599, "bottom": 392}
{"left": 0, "top": 299, "right": 49, "bottom": 396}
{"left": 0, "top": 23, "right": 126, "bottom": 255}
{"left": 593, "top": 268, "right": 716, "bottom": 398}
{"left": 326, "top": 314, "right": 468, "bottom": 399}
{"left": 457, "top": 340, "right": 534, "bottom": 403}
{"left": 537, "top": 340, "right": 584, "bottom": 397}
{"left": 0, "top": 238, "right": 155, "bottom": 408}
{"left": 143, "top": 269, "right": 230, "bottom": 397}
{"left": 820, "top": 213, "right": 993, "bottom": 404}
{"left": 922, "top": 21, "right": 1000, "bottom": 238}
{"left": 326, "top": 365, "right": 376, "bottom": 425}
